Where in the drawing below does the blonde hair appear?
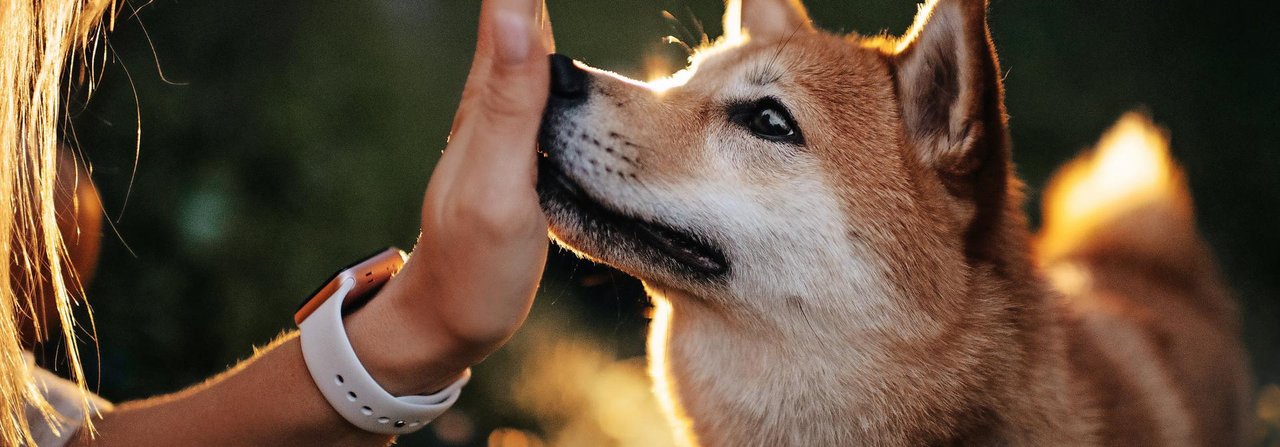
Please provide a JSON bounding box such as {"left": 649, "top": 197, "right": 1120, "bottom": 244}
{"left": 1, "top": 0, "right": 115, "bottom": 444}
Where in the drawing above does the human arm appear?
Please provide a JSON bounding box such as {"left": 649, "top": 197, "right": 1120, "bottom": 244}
{"left": 66, "top": 0, "right": 554, "bottom": 444}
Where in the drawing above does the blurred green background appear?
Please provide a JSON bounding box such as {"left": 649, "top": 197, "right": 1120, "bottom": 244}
{"left": 52, "top": 0, "right": 1278, "bottom": 445}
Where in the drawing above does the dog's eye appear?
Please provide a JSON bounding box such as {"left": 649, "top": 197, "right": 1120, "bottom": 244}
{"left": 730, "top": 98, "right": 804, "bottom": 145}
{"left": 751, "top": 108, "right": 793, "bottom": 138}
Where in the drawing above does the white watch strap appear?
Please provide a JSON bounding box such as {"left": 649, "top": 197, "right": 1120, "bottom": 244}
{"left": 299, "top": 275, "right": 469, "bottom": 434}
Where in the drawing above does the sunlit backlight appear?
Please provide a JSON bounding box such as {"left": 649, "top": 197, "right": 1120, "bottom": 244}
{"left": 722, "top": 0, "right": 744, "bottom": 45}
{"left": 645, "top": 1, "right": 752, "bottom": 94}
{"left": 1040, "top": 112, "right": 1188, "bottom": 260}
{"left": 1045, "top": 263, "right": 1092, "bottom": 299}
{"left": 645, "top": 50, "right": 695, "bottom": 94}
{"left": 646, "top": 297, "right": 698, "bottom": 447}
{"left": 1259, "top": 384, "right": 1280, "bottom": 429}
{"left": 430, "top": 411, "right": 477, "bottom": 445}
{"left": 487, "top": 428, "right": 544, "bottom": 447}
{"left": 508, "top": 318, "right": 678, "bottom": 446}
{"left": 647, "top": 297, "right": 676, "bottom": 419}
{"left": 1056, "top": 114, "right": 1175, "bottom": 224}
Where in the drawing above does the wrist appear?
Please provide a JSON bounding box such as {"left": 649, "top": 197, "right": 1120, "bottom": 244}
{"left": 296, "top": 248, "right": 472, "bottom": 435}
{"left": 343, "top": 256, "right": 471, "bottom": 396}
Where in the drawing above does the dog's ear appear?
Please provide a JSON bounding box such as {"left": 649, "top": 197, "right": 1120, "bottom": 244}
{"left": 890, "top": 0, "right": 1007, "bottom": 190}
{"left": 891, "top": 0, "right": 1013, "bottom": 258}
{"left": 724, "top": 0, "right": 814, "bottom": 43}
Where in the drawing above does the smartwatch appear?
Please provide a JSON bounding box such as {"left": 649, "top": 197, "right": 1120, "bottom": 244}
{"left": 295, "top": 247, "right": 470, "bottom": 435}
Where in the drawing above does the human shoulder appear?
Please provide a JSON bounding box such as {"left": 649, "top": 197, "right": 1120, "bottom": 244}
{"left": 23, "top": 352, "right": 113, "bottom": 447}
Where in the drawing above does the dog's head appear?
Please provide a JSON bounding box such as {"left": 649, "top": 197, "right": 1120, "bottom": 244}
{"left": 538, "top": 0, "right": 1014, "bottom": 325}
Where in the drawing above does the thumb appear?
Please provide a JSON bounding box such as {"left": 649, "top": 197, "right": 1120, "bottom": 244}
{"left": 465, "top": 6, "right": 550, "bottom": 170}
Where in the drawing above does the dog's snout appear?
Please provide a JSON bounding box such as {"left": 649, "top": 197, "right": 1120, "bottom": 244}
{"left": 549, "top": 53, "right": 588, "bottom": 101}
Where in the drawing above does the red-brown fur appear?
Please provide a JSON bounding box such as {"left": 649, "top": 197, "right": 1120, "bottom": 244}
{"left": 538, "top": 0, "right": 1251, "bottom": 444}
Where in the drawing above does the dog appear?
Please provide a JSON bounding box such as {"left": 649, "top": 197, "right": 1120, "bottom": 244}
{"left": 534, "top": 0, "right": 1252, "bottom": 445}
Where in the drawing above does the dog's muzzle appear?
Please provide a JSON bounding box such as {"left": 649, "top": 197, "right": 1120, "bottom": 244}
{"left": 549, "top": 53, "right": 589, "bottom": 103}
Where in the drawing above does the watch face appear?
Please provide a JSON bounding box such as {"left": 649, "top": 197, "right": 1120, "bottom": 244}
{"left": 294, "top": 247, "right": 405, "bottom": 325}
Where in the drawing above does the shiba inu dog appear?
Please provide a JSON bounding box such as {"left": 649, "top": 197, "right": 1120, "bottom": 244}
{"left": 534, "top": 0, "right": 1253, "bottom": 445}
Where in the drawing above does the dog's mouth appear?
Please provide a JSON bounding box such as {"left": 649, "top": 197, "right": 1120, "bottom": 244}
{"left": 537, "top": 156, "right": 729, "bottom": 277}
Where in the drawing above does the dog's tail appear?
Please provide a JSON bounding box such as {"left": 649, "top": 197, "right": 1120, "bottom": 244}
{"left": 1036, "top": 112, "right": 1233, "bottom": 319}
{"left": 1037, "top": 111, "right": 1251, "bottom": 329}
{"left": 1037, "top": 112, "right": 1197, "bottom": 269}
{"left": 1036, "top": 112, "right": 1253, "bottom": 444}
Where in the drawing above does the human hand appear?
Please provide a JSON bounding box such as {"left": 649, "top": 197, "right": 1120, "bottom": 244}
{"left": 345, "top": 0, "right": 554, "bottom": 395}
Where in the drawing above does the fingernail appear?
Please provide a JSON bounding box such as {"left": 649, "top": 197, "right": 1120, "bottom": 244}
{"left": 494, "top": 11, "right": 533, "bottom": 65}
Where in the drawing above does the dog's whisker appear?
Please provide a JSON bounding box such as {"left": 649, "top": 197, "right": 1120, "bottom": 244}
{"left": 762, "top": 24, "right": 806, "bottom": 85}
{"left": 661, "top": 9, "right": 699, "bottom": 56}
{"left": 682, "top": 5, "right": 709, "bottom": 47}
{"left": 662, "top": 36, "right": 695, "bottom": 56}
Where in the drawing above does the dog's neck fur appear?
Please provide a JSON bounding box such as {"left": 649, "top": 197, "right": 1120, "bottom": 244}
{"left": 646, "top": 204, "right": 1097, "bottom": 447}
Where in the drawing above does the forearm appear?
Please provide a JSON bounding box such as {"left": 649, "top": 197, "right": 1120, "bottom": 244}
{"left": 65, "top": 0, "right": 551, "bottom": 442}
{"left": 69, "top": 334, "right": 389, "bottom": 447}
{"left": 66, "top": 249, "right": 473, "bottom": 446}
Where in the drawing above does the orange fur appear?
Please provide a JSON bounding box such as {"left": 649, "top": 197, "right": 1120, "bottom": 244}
{"left": 1040, "top": 113, "right": 1254, "bottom": 446}
{"left": 536, "top": 0, "right": 1251, "bottom": 444}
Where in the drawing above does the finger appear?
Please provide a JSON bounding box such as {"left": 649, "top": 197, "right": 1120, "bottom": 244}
{"left": 448, "top": 10, "right": 494, "bottom": 137}
{"left": 449, "top": 0, "right": 547, "bottom": 141}
{"left": 462, "top": 2, "right": 550, "bottom": 176}
{"left": 538, "top": 1, "right": 555, "bottom": 53}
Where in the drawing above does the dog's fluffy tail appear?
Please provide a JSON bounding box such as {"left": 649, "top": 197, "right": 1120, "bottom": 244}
{"left": 1037, "top": 112, "right": 1253, "bottom": 444}
{"left": 1038, "top": 112, "right": 1196, "bottom": 265}
{"left": 1036, "top": 112, "right": 1240, "bottom": 325}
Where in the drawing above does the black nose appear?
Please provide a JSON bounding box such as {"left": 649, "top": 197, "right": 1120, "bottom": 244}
{"left": 549, "top": 53, "right": 588, "bottom": 100}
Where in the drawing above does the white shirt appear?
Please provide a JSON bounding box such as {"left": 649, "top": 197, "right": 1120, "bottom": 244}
{"left": 22, "top": 353, "right": 113, "bottom": 447}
